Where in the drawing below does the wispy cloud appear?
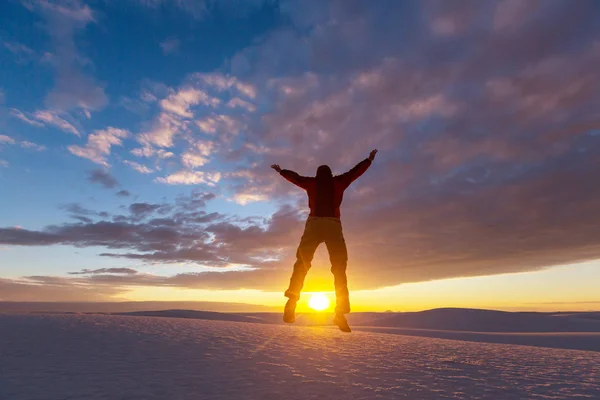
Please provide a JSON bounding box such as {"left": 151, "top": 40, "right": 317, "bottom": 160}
{"left": 226, "top": 97, "right": 256, "bottom": 112}
{"left": 3, "top": 41, "right": 37, "bottom": 64}
{"left": 0, "top": 277, "right": 121, "bottom": 301}
{"left": 20, "top": 141, "right": 46, "bottom": 151}
{"left": 233, "top": 193, "right": 268, "bottom": 205}
{"left": 24, "top": 0, "right": 107, "bottom": 112}
{"left": 131, "top": 147, "right": 174, "bottom": 159}
{"left": 68, "top": 127, "right": 129, "bottom": 166}
{"left": 159, "top": 87, "right": 219, "bottom": 118}
{"left": 0, "top": 135, "right": 46, "bottom": 151}
{"left": 155, "top": 170, "right": 221, "bottom": 185}
{"left": 33, "top": 110, "right": 80, "bottom": 136}
{"left": 9, "top": 109, "right": 45, "bottom": 128}
{"left": 10, "top": 108, "right": 79, "bottom": 135}
{"left": 0, "top": 135, "right": 16, "bottom": 145}
{"left": 160, "top": 37, "right": 180, "bottom": 55}
{"left": 123, "top": 160, "right": 153, "bottom": 174}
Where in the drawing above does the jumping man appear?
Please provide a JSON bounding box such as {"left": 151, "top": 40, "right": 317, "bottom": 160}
{"left": 271, "top": 149, "right": 377, "bottom": 332}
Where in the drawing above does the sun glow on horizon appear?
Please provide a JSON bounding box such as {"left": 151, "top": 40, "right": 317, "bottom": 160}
{"left": 308, "top": 293, "right": 331, "bottom": 311}
{"left": 117, "top": 261, "right": 600, "bottom": 313}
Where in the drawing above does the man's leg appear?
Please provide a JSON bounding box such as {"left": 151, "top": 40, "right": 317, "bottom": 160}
{"left": 324, "top": 221, "right": 350, "bottom": 315}
{"left": 284, "top": 220, "right": 320, "bottom": 322}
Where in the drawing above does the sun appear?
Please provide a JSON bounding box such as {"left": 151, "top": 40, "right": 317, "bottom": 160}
{"left": 308, "top": 293, "right": 331, "bottom": 311}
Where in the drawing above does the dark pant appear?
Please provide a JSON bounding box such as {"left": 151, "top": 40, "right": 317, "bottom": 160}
{"left": 284, "top": 217, "right": 350, "bottom": 314}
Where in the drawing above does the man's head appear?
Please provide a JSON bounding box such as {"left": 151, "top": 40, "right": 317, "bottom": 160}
{"left": 316, "top": 165, "right": 333, "bottom": 178}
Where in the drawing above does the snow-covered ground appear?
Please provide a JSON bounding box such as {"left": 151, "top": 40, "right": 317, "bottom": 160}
{"left": 1, "top": 314, "right": 599, "bottom": 400}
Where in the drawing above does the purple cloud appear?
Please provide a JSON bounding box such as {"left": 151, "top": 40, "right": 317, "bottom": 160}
{"left": 87, "top": 169, "right": 119, "bottom": 189}
{"left": 116, "top": 190, "right": 131, "bottom": 197}
{"left": 68, "top": 268, "right": 139, "bottom": 275}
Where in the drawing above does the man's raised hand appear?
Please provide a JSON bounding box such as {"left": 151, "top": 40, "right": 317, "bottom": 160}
{"left": 271, "top": 164, "right": 282, "bottom": 173}
{"left": 368, "top": 149, "right": 378, "bottom": 161}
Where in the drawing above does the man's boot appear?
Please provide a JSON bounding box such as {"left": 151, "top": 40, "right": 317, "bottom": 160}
{"left": 333, "top": 313, "right": 351, "bottom": 332}
{"left": 283, "top": 298, "right": 297, "bottom": 323}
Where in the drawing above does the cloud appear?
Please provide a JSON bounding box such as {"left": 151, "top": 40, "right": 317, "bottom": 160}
{"left": 129, "top": 0, "right": 274, "bottom": 20}
{"left": 175, "top": 190, "right": 217, "bottom": 210}
{"left": 20, "top": 141, "right": 47, "bottom": 151}
{"left": 68, "top": 127, "right": 129, "bottom": 166}
{"left": 181, "top": 140, "right": 214, "bottom": 168}
{"left": 139, "top": 109, "right": 187, "bottom": 148}
{"left": 227, "top": 97, "right": 257, "bottom": 112}
{"left": 24, "top": 0, "right": 107, "bottom": 112}
{"left": 493, "top": 0, "right": 541, "bottom": 33}
{"left": 116, "top": 190, "right": 131, "bottom": 197}
{"left": 195, "top": 114, "right": 242, "bottom": 134}
{"left": 0, "top": 135, "right": 16, "bottom": 145}
{"left": 232, "top": 193, "right": 269, "bottom": 205}
{"left": 131, "top": 147, "right": 175, "bottom": 159}
{"left": 159, "top": 87, "right": 219, "bottom": 118}
{"left": 0, "top": 135, "right": 46, "bottom": 151}
{"left": 0, "top": 203, "right": 300, "bottom": 290}
{"left": 87, "top": 168, "right": 119, "bottom": 189}
{"left": 33, "top": 110, "right": 80, "bottom": 135}
{"left": 0, "top": 160, "right": 8, "bottom": 167}
{"left": 129, "top": 202, "right": 163, "bottom": 219}
{"left": 61, "top": 203, "right": 110, "bottom": 222}
{"left": 124, "top": 160, "right": 153, "bottom": 174}
{"left": 68, "top": 268, "right": 139, "bottom": 275}
{"left": 0, "top": 277, "right": 121, "bottom": 302}
{"left": 155, "top": 170, "right": 221, "bottom": 185}
{"left": 160, "top": 37, "right": 180, "bottom": 55}
{"left": 119, "top": 96, "right": 151, "bottom": 115}
{"left": 9, "top": 109, "right": 45, "bottom": 128}
{"left": 193, "top": 73, "right": 257, "bottom": 99}
{"left": 3, "top": 41, "right": 37, "bottom": 64}
{"left": 181, "top": 152, "right": 209, "bottom": 169}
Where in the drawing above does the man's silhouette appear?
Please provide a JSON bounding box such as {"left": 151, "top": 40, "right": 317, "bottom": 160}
{"left": 271, "top": 149, "right": 377, "bottom": 332}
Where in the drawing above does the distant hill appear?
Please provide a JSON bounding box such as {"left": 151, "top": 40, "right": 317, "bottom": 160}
{"left": 253, "top": 309, "right": 600, "bottom": 332}
{"left": 4, "top": 304, "right": 600, "bottom": 334}
{"left": 354, "top": 308, "right": 600, "bottom": 332}
{"left": 109, "top": 307, "right": 600, "bottom": 334}
{"left": 0, "top": 301, "right": 278, "bottom": 313}
{"left": 115, "top": 310, "right": 265, "bottom": 323}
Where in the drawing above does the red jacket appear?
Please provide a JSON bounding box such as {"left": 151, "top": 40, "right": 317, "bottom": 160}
{"left": 280, "top": 159, "right": 372, "bottom": 219}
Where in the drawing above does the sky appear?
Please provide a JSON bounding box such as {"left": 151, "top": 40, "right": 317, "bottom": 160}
{"left": 1, "top": 0, "right": 600, "bottom": 312}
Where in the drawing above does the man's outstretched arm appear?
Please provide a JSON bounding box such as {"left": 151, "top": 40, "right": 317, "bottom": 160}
{"left": 338, "top": 149, "right": 377, "bottom": 188}
{"left": 271, "top": 164, "right": 310, "bottom": 189}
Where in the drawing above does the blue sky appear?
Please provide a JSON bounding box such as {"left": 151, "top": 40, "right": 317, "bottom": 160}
{"left": 1, "top": 0, "right": 600, "bottom": 310}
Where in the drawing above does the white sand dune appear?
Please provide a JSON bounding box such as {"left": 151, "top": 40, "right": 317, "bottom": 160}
{"left": 99, "top": 308, "right": 600, "bottom": 352}
{"left": 1, "top": 314, "right": 599, "bottom": 400}
{"left": 351, "top": 326, "right": 600, "bottom": 352}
